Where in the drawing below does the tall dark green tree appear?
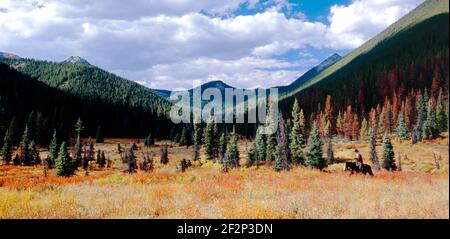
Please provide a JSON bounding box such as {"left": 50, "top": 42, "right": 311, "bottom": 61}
{"left": 203, "top": 119, "right": 217, "bottom": 161}
{"left": 1, "top": 129, "right": 12, "bottom": 164}
{"left": 29, "top": 140, "right": 41, "bottom": 165}
{"left": 96, "top": 125, "right": 104, "bottom": 143}
{"left": 305, "top": 122, "right": 326, "bottom": 169}
{"left": 7, "top": 117, "right": 17, "bottom": 144}
{"left": 74, "top": 118, "right": 84, "bottom": 167}
{"left": 422, "top": 100, "right": 438, "bottom": 140}
{"left": 274, "top": 112, "right": 290, "bottom": 171}
{"left": 218, "top": 132, "right": 227, "bottom": 164}
{"left": 436, "top": 91, "right": 448, "bottom": 132}
{"left": 48, "top": 130, "right": 59, "bottom": 168}
{"left": 144, "top": 132, "right": 154, "bottom": 146}
{"left": 382, "top": 132, "right": 396, "bottom": 171}
{"left": 395, "top": 111, "right": 409, "bottom": 141}
{"left": 289, "top": 99, "right": 306, "bottom": 165}
{"left": 225, "top": 126, "right": 239, "bottom": 168}
{"left": 369, "top": 128, "right": 381, "bottom": 171}
{"left": 254, "top": 127, "right": 266, "bottom": 166}
{"left": 55, "top": 141, "right": 75, "bottom": 177}
{"left": 20, "top": 124, "right": 31, "bottom": 166}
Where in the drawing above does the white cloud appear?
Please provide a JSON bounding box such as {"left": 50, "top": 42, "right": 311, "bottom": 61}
{"left": 327, "top": 0, "right": 424, "bottom": 48}
{"left": 0, "top": 0, "right": 425, "bottom": 89}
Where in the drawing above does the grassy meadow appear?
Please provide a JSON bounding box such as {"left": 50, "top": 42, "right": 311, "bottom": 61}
{"left": 0, "top": 136, "right": 448, "bottom": 219}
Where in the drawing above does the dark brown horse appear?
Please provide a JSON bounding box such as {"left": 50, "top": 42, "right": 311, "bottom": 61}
{"left": 344, "top": 162, "right": 374, "bottom": 176}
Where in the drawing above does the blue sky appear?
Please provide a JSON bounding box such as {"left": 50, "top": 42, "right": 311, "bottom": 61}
{"left": 0, "top": 0, "right": 423, "bottom": 90}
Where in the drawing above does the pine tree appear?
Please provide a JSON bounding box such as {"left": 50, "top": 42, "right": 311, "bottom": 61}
{"left": 48, "top": 130, "right": 59, "bottom": 168}
{"left": 55, "top": 142, "right": 75, "bottom": 177}
{"left": 179, "top": 127, "right": 188, "bottom": 146}
{"left": 360, "top": 117, "right": 369, "bottom": 141}
{"left": 289, "top": 99, "right": 306, "bottom": 165}
{"left": 369, "top": 128, "right": 381, "bottom": 171}
{"left": 395, "top": 111, "right": 409, "bottom": 141}
{"left": 96, "top": 125, "right": 104, "bottom": 143}
{"left": 100, "top": 151, "right": 106, "bottom": 168}
{"left": 126, "top": 144, "right": 137, "bottom": 173}
{"left": 305, "top": 122, "right": 325, "bottom": 169}
{"left": 436, "top": 91, "right": 448, "bottom": 132}
{"left": 225, "top": 126, "right": 239, "bottom": 168}
{"left": 144, "top": 133, "right": 154, "bottom": 146}
{"left": 96, "top": 150, "right": 102, "bottom": 166}
{"left": 29, "top": 141, "right": 40, "bottom": 165}
{"left": 218, "top": 132, "right": 227, "bottom": 164}
{"left": 20, "top": 125, "right": 31, "bottom": 166}
{"left": 203, "top": 119, "right": 216, "bottom": 160}
{"left": 274, "top": 112, "right": 290, "bottom": 171}
{"left": 254, "top": 127, "right": 266, "bottom": 167}
{"left": 7, "top": 117, "right": 17, "bottom": 144}
{"left": 74, "top": 118, "right": 84, "bottom": 167}
{"left": 193, "top": 124, "right": 202, "bottom": 161}
{"left": 1, "top": 129, "right": 12, "bottom": 164}
{"left": 265, "top": 105, "right": 278, "bottom": 162}
{"left": 415, "top": 92, "right": 427, "bottom": 141}
{"left": 26, "top": 111, "right": 36, "bottom": 141}
{"left": 422, "top": 100, "right": 438, "bottom": 140}
{"left": 382, "top": 132, "right": 396, "bottom": 171}
{"left": 245, "top": 145, "right": 256, "bottom": 168}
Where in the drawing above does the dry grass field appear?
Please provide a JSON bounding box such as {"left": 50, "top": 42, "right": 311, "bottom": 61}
{"left": 0, "top": 136, "right": 448, "bottom": 219}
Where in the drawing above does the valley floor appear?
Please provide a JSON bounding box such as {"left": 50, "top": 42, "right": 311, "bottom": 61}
{"left": 0, "top": 138, "right": 448, "bottom": 219}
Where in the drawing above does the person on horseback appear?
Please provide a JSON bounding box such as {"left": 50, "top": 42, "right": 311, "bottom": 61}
{"left": 354, "top": 149, "right": 363, "bottom": 171}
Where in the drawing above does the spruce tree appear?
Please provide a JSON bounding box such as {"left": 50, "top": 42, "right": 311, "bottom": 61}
{"left": 20, "top": 124, "right": 31, "bottom": 166}
{"left": 100, "top": 151, "right": 106, "bottom": 168}
{"left": 305, "top": 122, "right": 326, "bottom": 169}
{"left": 26, "top": 111, "right": 36, "bottom": 141}
{"left": 29, "top": 141, "right": 40, "bottom": 165}
{"left": 7, "top": 117, "right": 17, "bottom": 144}
{"left": 415, "top": 93, "right": 427, "bottom": 141}
{"left": 254, "top": 127, "right": 266, "bottom": 166}
{"left": 74, "top": 118, "right": 84, "bottom": 167}
{"left": 436, "top": 92, "right": 448, "bottom": 132}
{"left": 359, "top": 117, "right": 369, "bottom": 141}
{"left": 203, "top": 119, "right": 216, "bottom": 160}
{"left": 395, "top": 111, "right": 409, "bottom": 141}
{"left": 369, "top": 128, "right": 381, "bottom": 171}
{"left": 289, "top": 99, "right": 306, "bottom": 165}
{"left": 225, "top": 126, "right": 239, "bottom": 168}
{"left": 382, "top": 132, "right": 396, "bottom": 171}
{"left": 48, "top": 130, "right": 59, "bottom": 168}
{"left": 218, "top": 132, "right": 227, "bottom": 164}
{"left": 1, "top": 129, "right": 12, "bottom": 164}
{"left": 422, "top": 100, "right": 438, "bottom": 140}
{"left": 179, "top": 127, "right": 188, "bottom": 146}
{"left": 96, "top": 125, "right": 104, "bottom": 143}
{"left": 274, "top": 112, "right": 290, "bottom": 171}
{"left": 55, "top": 142, "right": 75, "bottom": 177}
{"left": 144, "top": 133, "right": 154, "bottom": 146}
{"left": 245, "top": 145, "right": 256, "bottom": 168}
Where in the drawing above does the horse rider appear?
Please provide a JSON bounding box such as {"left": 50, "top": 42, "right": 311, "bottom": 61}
{"left": 354, "top": 149, "right": 363, "bottom": 171}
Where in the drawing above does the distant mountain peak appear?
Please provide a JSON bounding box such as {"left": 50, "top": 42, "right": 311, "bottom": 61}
{"left": 64, "top": 56, "right": 91, "bottom": 65}
{"left": 0, "top": 51, "right": 21, "bottom": 60}
{"left": 316, "top": 53, "right": 342, "bottom": 72}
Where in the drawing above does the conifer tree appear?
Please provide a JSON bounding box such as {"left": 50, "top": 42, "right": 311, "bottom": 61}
{"left": 360, "top": 117, "right": 369, "bottom": 141}
{"left": 160, "top": 144, "right": 169, "bottom": 165}
{"left": 55, "top": 142, "right": 75, "bottom": 177}
{"left": 305, "top": 122, "right": 326, "bottom": 169}
{"left": 48, "top": 130, "right": 59, "bottom": 168}
{"left": 274, "top": 112, "right": 289, "bottom": 171}
{"left": 415, "top": 93, "right": 427, "bottom": 141}
{"left": 203, "top": 119, "right": 217, "bottom": 160}
{"left": 144, "top": 133, "right": 154, "bottom": 146}
{"left": 20, "top": 124, "right": 31, "bottom": 166}
{"left": 100, "top": 151, "right": 106, "bottom": 168}
{"left": 26, "top": 111, "right": 36, "bottom": 141}
{"left": 289, "top": 99, "right": 306, "bottom": 165}
{"left": 422, "top": 100, "right": 438, "bottom": 140}
{"left": 7, "top": 117, "right": 17, "bottom": 144}
{"left": 395, "top": 111, "right": 409, "bottom": 141}
{"left": 29, "top": 141, "right": 40, "bottom": 165}
{"left": 435, "top": 91, "right": 448, "bottom": 132}
{"left": 179, "top": 127, "right": 188, "bottom": 147}
{"left": 96, "top": 125, "right": 104, "bottom": 143}
{"left": 193, "top": 124, "right": 202, "bottom": 161}
{"left": 225, "top": 126, "right": 239, "bottom": 168}
{"left": 254, "top": 127, "right": 266, "bottom": 166}
{"left": 1, "top": 129, "right": 12, "bottom": 164}
{"left": 74, "top": 118, "right": 84, "bottom": 167}
{"left": 96, "top": 150, "right": 102, "bottom": 166}
{"left": 382, "top": 132, "right": 396, "bottom": 171}
{"left": 245, "top": 145, "right": 256, "bottom": 168}
{"left": 369, "top": 128, "right": 381, "bottom": 171}
{"left": 218, "top": 132, "right": 227, "bottom": 164}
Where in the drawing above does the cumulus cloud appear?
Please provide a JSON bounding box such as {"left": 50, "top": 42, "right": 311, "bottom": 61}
{"left": 0, "top": 0, "right": 424, "bottom": 89}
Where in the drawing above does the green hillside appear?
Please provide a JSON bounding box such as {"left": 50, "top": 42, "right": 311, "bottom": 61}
{"left": 0, "top": 57, "right": 171, "bottom": 117}
{"left": 279, "top": 0, "right": 449, "bottom": 114}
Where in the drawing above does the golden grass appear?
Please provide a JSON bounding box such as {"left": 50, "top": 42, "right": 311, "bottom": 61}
{"left": 0, "top": 139, "right": 448, "bottom": 219}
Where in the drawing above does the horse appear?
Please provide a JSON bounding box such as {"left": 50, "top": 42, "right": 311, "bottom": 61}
{"left": 343, "top": 162, "right": 374, "bottom": 176}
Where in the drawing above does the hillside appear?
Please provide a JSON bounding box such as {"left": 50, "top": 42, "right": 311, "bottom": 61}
{"left": 0, "top": 63, "right": 173, "bottom": 142}
{"left": 0, "top": 57, "right": 171, "bottom": 117}
{"left": 280, "top": 0, "right": 449, "bottom": 114}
